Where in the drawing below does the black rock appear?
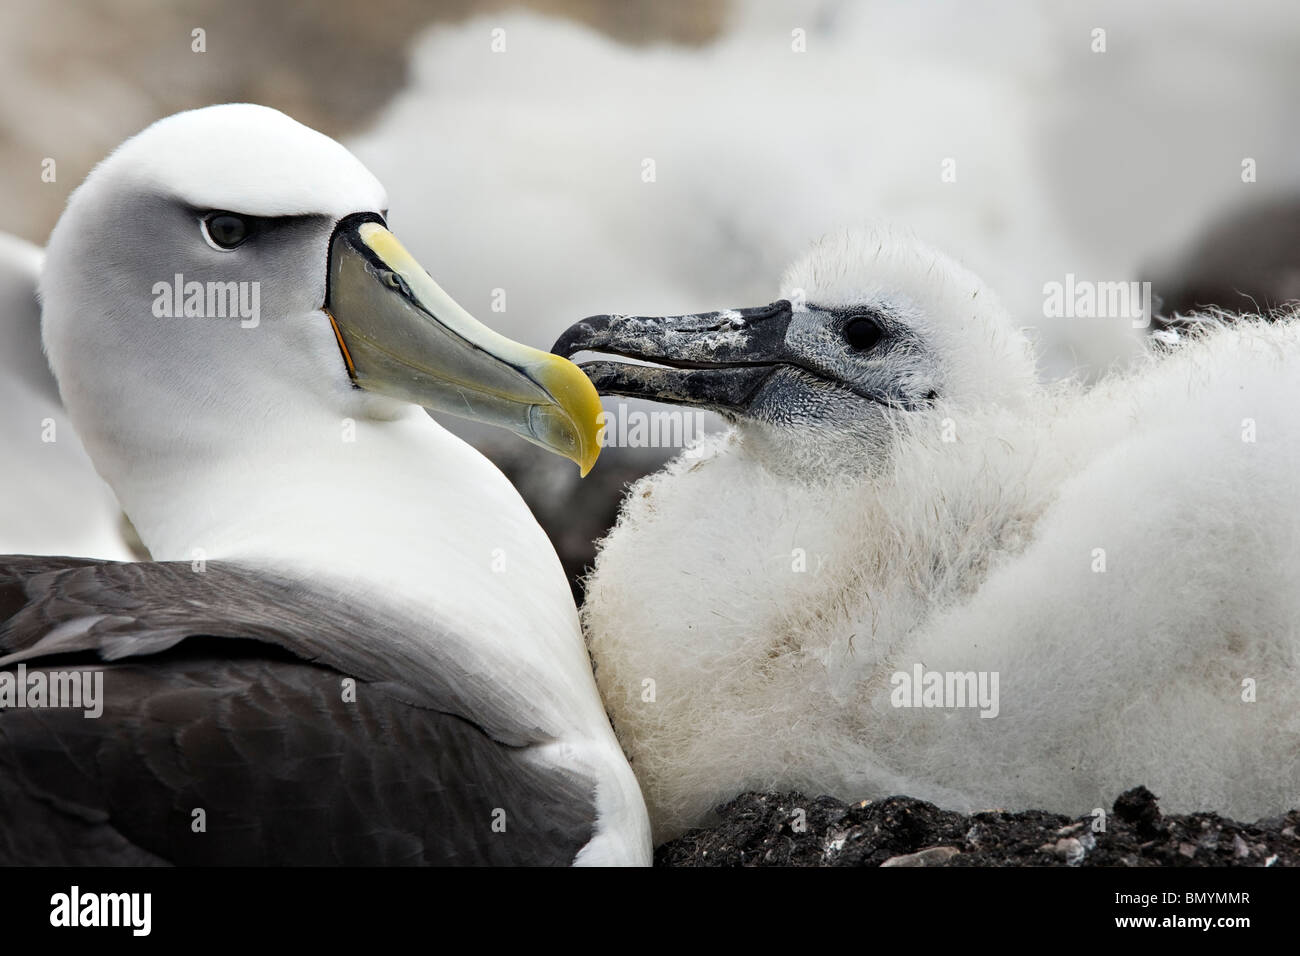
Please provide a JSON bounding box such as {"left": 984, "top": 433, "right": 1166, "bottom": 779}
{"left": 655, "top": 788, "right": 1300, "bottom": 867}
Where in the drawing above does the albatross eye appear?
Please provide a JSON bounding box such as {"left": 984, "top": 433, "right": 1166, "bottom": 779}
{"left": 203, "top": 212, "right": 251, "bottom": 250}
{"left": 843, "top": 315, "right": 883, "bottom": 351}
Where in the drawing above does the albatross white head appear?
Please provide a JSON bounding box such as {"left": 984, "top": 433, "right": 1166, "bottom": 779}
{"left": 39, "top": 104, "right": 601, "bottom": 562}
{"left": 555, "top": 225, "right": 1038, "bottom": 473}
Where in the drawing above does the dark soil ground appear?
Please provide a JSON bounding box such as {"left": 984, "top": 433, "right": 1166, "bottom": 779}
{"left": 656, "top": 787, "right": 1300, "bottom": 867}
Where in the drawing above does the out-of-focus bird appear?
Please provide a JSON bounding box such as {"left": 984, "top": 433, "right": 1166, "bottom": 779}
{"left": 0, "top": 231, "right": 133, "bottom": 559}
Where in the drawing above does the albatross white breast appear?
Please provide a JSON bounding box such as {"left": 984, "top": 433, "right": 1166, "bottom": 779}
{"left": 557, "top": 225, "right": 1300, "bottom": 841}
{"left": 0, "top": 104, "right": 650, "bottom": 865}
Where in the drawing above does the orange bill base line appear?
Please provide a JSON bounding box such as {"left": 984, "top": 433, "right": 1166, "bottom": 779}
{"left": 325, "top": 309, "right": 358, "bottom": 378}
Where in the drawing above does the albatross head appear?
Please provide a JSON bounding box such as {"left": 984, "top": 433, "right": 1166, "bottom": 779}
{"left": 554, "top": 225, "right": 1038, "bottom": 470}
{"left": 40, "top": 103, "right": 602, "bottom": 509}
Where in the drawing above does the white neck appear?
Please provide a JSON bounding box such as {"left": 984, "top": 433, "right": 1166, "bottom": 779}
{"left": 117, "top": 397, "right": 598, "bottom": 719}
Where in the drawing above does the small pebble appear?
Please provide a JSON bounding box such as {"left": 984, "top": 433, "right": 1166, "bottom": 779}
{"left": 880, "top": 846, "right": 961, "bottom": 867}
{"left": 1039, "top": 837, "right": 1088, "bottom": 865}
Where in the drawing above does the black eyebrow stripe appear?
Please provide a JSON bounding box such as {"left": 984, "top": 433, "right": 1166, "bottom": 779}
{"left": 183, "top": 207, "right": 332, "bottom": 228}
{"left": 171, "top": 195, "right": 343, "bottom": 234}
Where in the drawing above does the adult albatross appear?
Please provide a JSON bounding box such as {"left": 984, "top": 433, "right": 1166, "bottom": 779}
{"left": 0, "top": 104, "right": 650, "bottom": 865}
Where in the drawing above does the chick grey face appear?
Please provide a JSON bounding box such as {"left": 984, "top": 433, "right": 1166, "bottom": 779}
{"left": 554, "top": 227, "right": 1040, "bottom": 464}
{"left": 552, "top": 297, "right": 942, "bottom": 439}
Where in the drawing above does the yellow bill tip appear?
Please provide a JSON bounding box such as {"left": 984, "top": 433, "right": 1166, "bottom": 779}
{"left": 532, "top": 354, "right": 603, "bottom": 476}
{"left": 347, "top": 220, "right": 602, "bottom": 472}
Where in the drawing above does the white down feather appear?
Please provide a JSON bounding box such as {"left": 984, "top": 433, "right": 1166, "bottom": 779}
{"left": 582, "top": 229, "right": 1300, "bottom": 840}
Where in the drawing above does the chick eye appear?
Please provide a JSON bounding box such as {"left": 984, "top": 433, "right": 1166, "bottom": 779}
{"left": 843, "top": 315, "right": 883, "bottom": 351}
{"left": 203, "top": 212, "right": 251, "bottom": 250}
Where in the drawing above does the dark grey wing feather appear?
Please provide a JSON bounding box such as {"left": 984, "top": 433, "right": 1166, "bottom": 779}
{"left": 0, "top": 556, "right": 597, "bottom": 865}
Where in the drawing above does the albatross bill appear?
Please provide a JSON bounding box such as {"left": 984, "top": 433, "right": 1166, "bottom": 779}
{"left": 327, "top": 215, "right": 602, "bottom": 475}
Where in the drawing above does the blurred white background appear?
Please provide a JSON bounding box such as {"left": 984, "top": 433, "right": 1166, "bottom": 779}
{"left": 6, "top": 0, "right": 1299, "bottom": 585}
